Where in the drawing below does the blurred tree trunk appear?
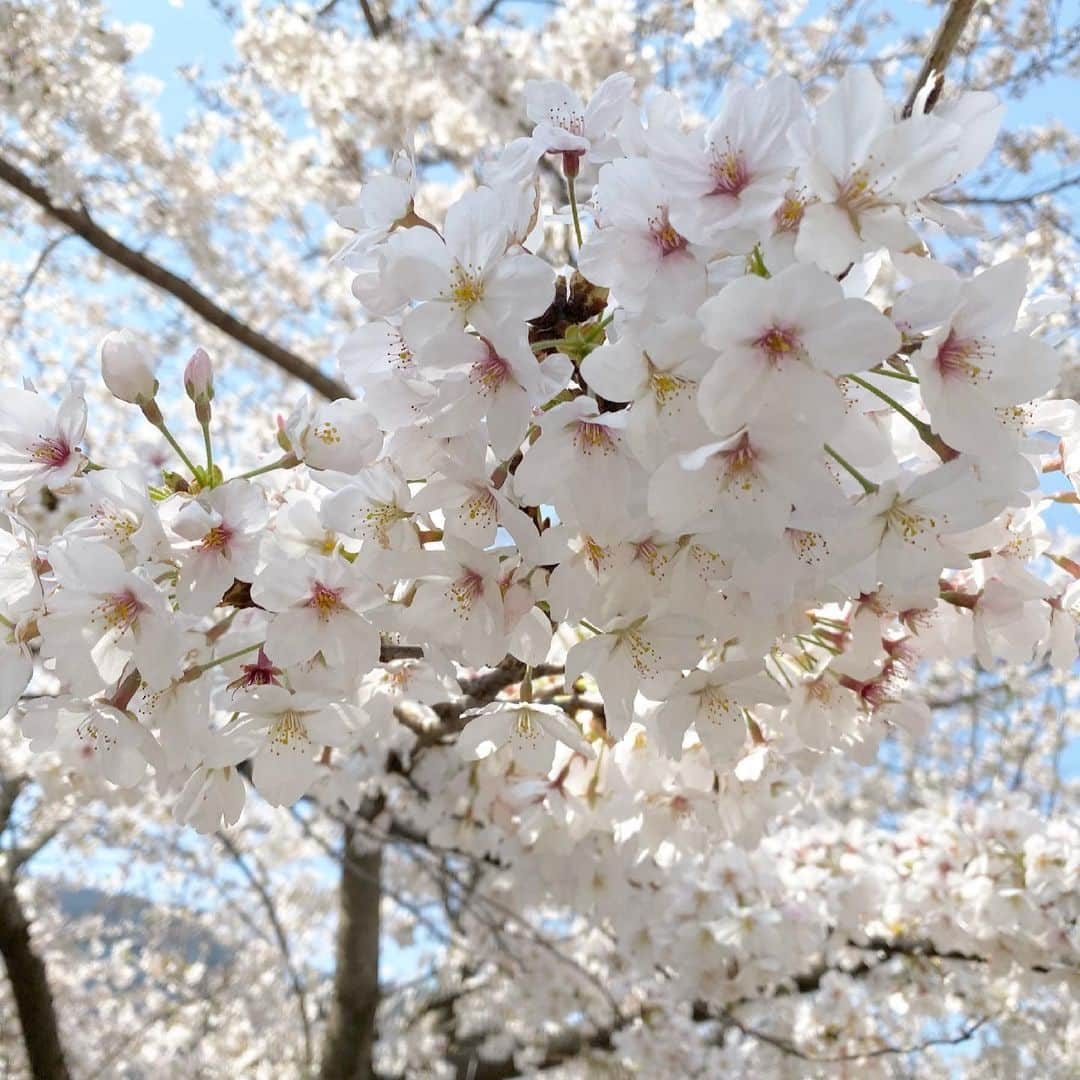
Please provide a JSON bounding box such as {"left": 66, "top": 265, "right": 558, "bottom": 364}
{"left": 319, "top": 823, "right": 382, "bottom": 1080}
{"left": 0, "top": 874, "right": 71, "bottom": 1080}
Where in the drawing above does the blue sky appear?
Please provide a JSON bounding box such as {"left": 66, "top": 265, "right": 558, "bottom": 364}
{"left": 105, "top": 0, "right": 1080, "bottom": 138}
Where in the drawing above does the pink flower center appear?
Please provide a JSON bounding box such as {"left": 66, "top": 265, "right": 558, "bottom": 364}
{"left": 470, "top": 346, "right": 511, "bottom": 394}
{"left": 95, "top": 588, "right": 144, "bottom": 632}
{"left": 934, "top": 330, "right": 986, "bottom": 383}
{"left": 200, "top": 523, "right": 235, "bottom": 553}
{"left": 30, "top": 435, "right": 71, "bottom": 468}
{"left": 648, "top": 206, "right": 688, "bottom": 256}
{"left": 719, "top": 432, "right": 759, "bottom": 491}
{"left": 573, "top": 420, "right": 617, "bottom": 456}
{"left": 754, "top": 323, "right": 801, "bottom": 363}
{"left": 447, "top": 569, "right": 484, "bottom": 615}
{"left": 709, "top": 145, "right": 750, "bottom": 197}
{"left": 307, "top": 582, "right": 345, "bottom": 621}
{"left": 774, "top": 192, "right": 807, "bottom": 232}
{"left": 463, "top": 488, "right": 497, "bottom": 525}
{"left": 547, "top": 107, "right": 585, "bottom": 138}
{"left": 837, "top": 170, "right": 880, "bottom": 214}
{"left": 448, "top": 263, "right": 484, "bottom": 308}
{"left": 633, "top": 539, "right": 664, "bottom": 576}
{"left": 229, "top": 647, "right": 283, "bottom": 691}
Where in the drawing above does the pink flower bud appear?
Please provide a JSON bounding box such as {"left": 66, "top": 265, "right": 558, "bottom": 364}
{"left": 99, "top": 330, "right": 158, "bottom": 404}
{"left": 184, "top": 347, "right": 214, "bottom": 423}
{"left": 184, "top": 347, "right": 214, "bottom": 403}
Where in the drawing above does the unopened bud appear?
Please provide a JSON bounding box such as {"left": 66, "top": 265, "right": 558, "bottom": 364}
{"left": 184, "top": 347, "right": 214, "bottom": 424}
{"left": 275, "top": 414, "right": 293, "bottom": 453}
{"left": 100, "top": 330, "right": 158, "bottom": 404}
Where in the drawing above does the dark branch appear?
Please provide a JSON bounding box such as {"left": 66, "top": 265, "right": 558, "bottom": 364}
{"left": 724, "top": 1011, "right": 994, "bottom": 1063}
{"left": 939, "top": 173, "right": 1080, "bottom": 206}
{"left": 319, "top": 823, "right": 383, "bottom": 1080}
{"left": 0, "top": 874, "right": 71, "bottom": 1079}
{"left": 902, "top": 0, "right": 978, "bottom": 118}
{"left": 0, "top": 152, "right": 351, "bottom": 401}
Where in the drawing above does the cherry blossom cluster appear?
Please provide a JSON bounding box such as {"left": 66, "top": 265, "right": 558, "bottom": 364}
{"left": 394, "top": 792, "right": 1077, "bottom": 1076}
{"left": 1, "top": 68, "right": 1077, "bottom": 840}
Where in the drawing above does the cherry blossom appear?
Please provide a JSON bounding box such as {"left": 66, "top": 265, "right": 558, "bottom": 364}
{"left": 0, "top": 387, "right": 87, "bottom": 496}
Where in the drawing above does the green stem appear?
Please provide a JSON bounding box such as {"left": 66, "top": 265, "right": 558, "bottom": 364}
{"left": 869, "top": 366, "right": 920, "bottom": 383}
{"left": 201, "top": 422, "right": 214, "bottom": 482}
{"left": 824, "top": 443, "right": 878, "bottom": 494}
{"left": 579, "top": 619, "right": 605, "bottom": 635}
{"left": 566, "top": 177, "right": 583, "bottom": 248}
{"left": 153, "top": 419, "right": 201, "bottom": 477}
{"left": 235, "top": 454, "right": 298, "bottom": 481}
{"left": 845, "top": 373, "right": 931, "bottom": 436}
{"left": 530, "top": 339, "right": 567, "bottom": 352}
{"left": 192, "top": 642, "right": 262, "bottom": 677}
{"left": 767, "top": 651, "right": 794, "bottom": 688}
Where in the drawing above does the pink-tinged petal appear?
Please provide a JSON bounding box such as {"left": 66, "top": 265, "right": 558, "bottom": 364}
{"left": 954, "top": 258, "right": 1028, "bottom": 339}
{"left": 485, "top": 384, "right": 532, "bottom": 462}
{"left": 583, "top": 72, "right": 635, "bottom": 136}
{"left": 252, "top": 727, "right": 318, "bottom": 806}
{"left": 133, "top": 613, "right": 188, "bottom": 689}
{"left": 525, "top": 79, "right": 585, "bottom": 130}
{"left": 177, "top": 552, "right": 236, "bottom": 615}
{"left": 794, "top": 201, "right": 864, "bottom": 273}
{"left": 383, "top": 226, "right": 453, "bottom": 300}
{"left": 0, "top": 647, "right": 32, "bottom": 716}
{"left": 812, "top": 68, "right": 891, "bottom": 182}
{"left": 802, "top": 299, "right": 901, "bottom": 374}
{"left": 530, "top": 122, "right": 589, "bottom": 155}
{"left": 478, "top": 252, "right": 554, "bottom": 326}
{"left": 444, "top": 188, "right": 507, "bottom": 271}
{"left": 579, "top": 338, "right": 646, "bottom": 402}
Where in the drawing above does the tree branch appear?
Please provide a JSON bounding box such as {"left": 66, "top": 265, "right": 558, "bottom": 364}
{"left": 939, "top": 173, "right": 1080, "bottom": 206}
{"left": 902, "top": 0, "right": 978, "bottom": 117}
{"left": 319, "top": 823, "right": 383, "bottom": 1080}
{"left": 723, "top": 1011, "right": 994, "bottom": 1063}
{"left": 217, "top": 831, "right": 315, "bottom": 1071}
{"left": 0, "top": 874, "right": 71, "bottom": 1080}
{"left": 0, "top": 152, "right": 351, "bottom": 401}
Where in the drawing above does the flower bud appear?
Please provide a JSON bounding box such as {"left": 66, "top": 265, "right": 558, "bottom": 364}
{"left": 184, "top": 347, "right": 215, "bottom": 423}
{"left": 100, "top": 330, "right": 158, "bottom": 404}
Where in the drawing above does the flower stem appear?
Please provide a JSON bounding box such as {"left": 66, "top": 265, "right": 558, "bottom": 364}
{"left": 201, "top": 422, "right": 214, "bottom": 482}
{"left": 824, "top": 443, "right": 878, "bottom": 494}
{"left": 566, "top": 177, "right": 583, "bottom": 248}
{"left": 845, "top": 373, "right": 930, "bottom": 436}
{"left": 869, "top": 365, "right": 919, "bottom": 383}
{"left": 190, "top": 642, "right": 262, "bottom": 678}
{"left": 846, "top": 372, "right": 960, "bottom": 462}
{"left": 235, "top": 453, "right": 299, "bottom": 481}
{"left": 153, "top": 419, "right": 201, "bottom": 477}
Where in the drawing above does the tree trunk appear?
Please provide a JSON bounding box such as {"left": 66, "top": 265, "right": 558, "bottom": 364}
{"left": 319, "top": 824, "right": 382, "bottom": 1080}
{"left": 0, "top": 875, "right": 71, "bottom": 1080}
